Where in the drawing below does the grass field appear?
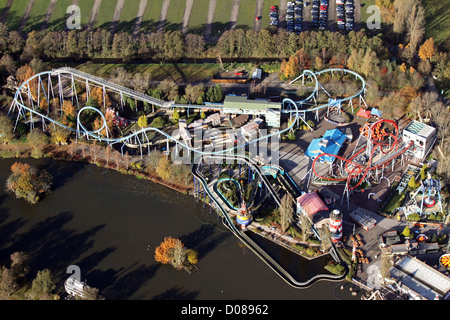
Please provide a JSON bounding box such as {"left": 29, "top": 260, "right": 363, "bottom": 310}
{"left": 235, "top": 0, "right": 256, "bottom": 31}
{"left": 4, "top": 0, "right": 29, "bottom": 30}
{"left": 164, "top": 0, "right": 187, "bottom": 32}
{"left": 77, "top": 0, "right": 96, "bottom": 27}
{"left": 47, "top": 0, "right": 75, "bottom": 30}
{"left": 423, "top": 0, "right": 450, "bottom": 47}
{"left": 187, "top": 0, "right": 209, "bottom": 34}
{"left": 360, "top": 0, "right": 376, "bottom": 24}
{"left": 75, "top": 62, "right": 220, "bottom": 83}
{"left": 260, "top": 0, "right": 280, "bottom": 30}
{"left": 113, "top": 0, "right": 142, "bottom": 33}
{"left": 140, "top": 0, "right": 164, "bottom": 32}
{"left": 24, "top": 0, "right": 52, "bottom": 31}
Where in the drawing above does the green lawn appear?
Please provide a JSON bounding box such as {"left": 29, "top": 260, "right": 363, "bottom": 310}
{"left": 75, "top": 62, "right": 220, "bottom": 83}
{"left": 140, "top": 0, "right": 164, "bottom": 32}
{"left": 211, "top": 0, "right": 233, "bottom": 34}
{"left": 187, "top": 0, "right": 209, "bottom": 34}
{"left": 24, "top": 0, "right": 52, "bottom": 31}
{"left": 260, "top": 0, "right": 280, "bottom": 30}
{"left": 77, "top": 0, "right": 96, "bottom": 27}
{"left": 423, "top": 0, "right": 450, "bottom": 47}
{"left": 5, "top": 0, "right": 29, "bottom": 30}
{"left": 360, "top": 0, "right": 376, "bottom": 23}
{"left": 164, "top": 0, "right": 186, "bottom": 32}
{"left": 47, "top": 0, "right": 74, "bottom": 30}
{"left": 235, "top": 0, "right": 256, "bottom": 31}
{"left": 93, "top": 0, "right": 118, "bottom": 29}
{"left": 114, "top": 0, "right": 142, "bottom": 33}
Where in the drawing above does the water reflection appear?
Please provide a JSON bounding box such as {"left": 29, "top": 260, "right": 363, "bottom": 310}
{"left": 0, "top": 158, "right": 359, "bottom": 300}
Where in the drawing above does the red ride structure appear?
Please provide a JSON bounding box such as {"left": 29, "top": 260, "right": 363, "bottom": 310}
{"left": 312, "top": 119, "right": 413, "bottom": 195}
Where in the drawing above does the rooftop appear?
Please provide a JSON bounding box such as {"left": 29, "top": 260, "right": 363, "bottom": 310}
{"left": 404, "top": 120, "right": 436, "bottom": 138}
{"left": 391, "top": 255, "right": 450, "bottom": 299}
{"left": 305, "top": 128, "right": 347, "bottom": 163}
{"left": 223, "top": 95, "right": 281, "bottom": 111}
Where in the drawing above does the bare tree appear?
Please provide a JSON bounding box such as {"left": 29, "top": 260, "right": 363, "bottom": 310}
{"left": 279, "top": 193, "right": 294, "bottom": 232}
{"left": 298, "top": 211, "right": 312, "bottom": 242}
{"left": 406, "top": 2, "right": 425, "bottom": 54}
{"left": 171, "top": 239, "right": 186, "bottom": 270}
{"left": 318, "top": 224, "right": 332, "bottom": 251}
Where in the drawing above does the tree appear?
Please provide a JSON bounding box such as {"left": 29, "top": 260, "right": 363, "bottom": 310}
{"left": 172, "top": 109, "right": 180, "bottom": 123}
{"left": 0, "top": 114, "right": 14, "bottom": 145}
{"left": 171, "top": 238, "right": 186, "bottom": 270}
{"left": 418, "top": 38, "right": 437, "bottom": 61}
{"left": 6, "top": 162, "right": 53, "bottom": 204}
{"left": 279, "top": 194, "right": 293, "bottom": 232}
{"left": 298, "top": 212, "right": 312, "bottom": 242}
{"left": 26, "top": 269, "right": 56, "bottom": 300}
{"left": 145, "top": 150, "right": 164, "bottom": 170}
{"left": 27, "top": 129, "right": 48, "bottom": 157}
{"left": 137, "top": 115, "right": 148, "bottom": 128}
{"left": 10, "top": 251, "right": 30, "bottom": 283}
{"left": 0, "top": 266, "right": 17, "bottom": 296}
{"left": 156, "top": 157, "right": 171, "bottom": 180}
{"left": 49, "top": 123, "right": 70, "bottom": 145}
{"left": 406, "top": 2, "right": 425, "bottom": 55}
{"left": 62, "top": 100, "right": 76, "bottom": 128}
{"left": 186, "top": 249, "right": 199, "bottom": 265}
{"left": 401, "top": 226, "right": 412, "bottom": 238}
{"left": 154, "top": 236, "right": 178, "bottom": 265}
{"left": 163, "top": 31, "right": 185, "bottom": 60}
{"left": 184, "top": 84, "right": 205, "bottom": 104}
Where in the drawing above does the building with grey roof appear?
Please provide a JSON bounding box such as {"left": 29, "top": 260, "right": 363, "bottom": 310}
{"left": 390, "top": 255, "right": 450, "bottom": 300}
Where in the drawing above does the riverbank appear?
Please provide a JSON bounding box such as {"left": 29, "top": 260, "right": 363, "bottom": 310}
{"left": 0, "top": 140, "right": 194, "bottom": 195}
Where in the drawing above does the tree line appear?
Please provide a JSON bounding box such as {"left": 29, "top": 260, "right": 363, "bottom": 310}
{"left": 0, "top": 22, "right": 386, "bottom": 62}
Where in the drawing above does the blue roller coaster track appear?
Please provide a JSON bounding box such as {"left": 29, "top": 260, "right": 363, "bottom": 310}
{"left": 7, "top": 67, "right": 368, "bottom": 288}
{"left": 8, "top": 67, "right": 366, "bottom": 159}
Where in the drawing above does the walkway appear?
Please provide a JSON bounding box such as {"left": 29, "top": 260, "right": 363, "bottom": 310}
{"left": 133, "top": 0, "right": 148, "bottom": 37}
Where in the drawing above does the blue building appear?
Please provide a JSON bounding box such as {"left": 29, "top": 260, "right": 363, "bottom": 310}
{"left": 305, "top": 128, "right": 347, "bottom": 163}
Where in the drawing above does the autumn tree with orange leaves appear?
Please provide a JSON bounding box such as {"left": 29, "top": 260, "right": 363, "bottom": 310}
{"left": 154, "top": 237, "right": 197, "bottom": 270}
{"left": 6, "top": 162, "right": 53, "bottom": 204}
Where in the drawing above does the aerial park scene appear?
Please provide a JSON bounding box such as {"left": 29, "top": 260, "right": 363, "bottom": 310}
{"left": 0, "top": 0, "right": 448, "bottom": 305}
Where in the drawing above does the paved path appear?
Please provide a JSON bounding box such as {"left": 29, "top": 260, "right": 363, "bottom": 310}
{"left": 0, "top": 0, "right": 13, "bottom": 23}
{"left": 133, "top": 0, "right": 148, "bottom": 37}
{"left": 229, "top": 0, "right": 240, "bottom": 30}
{"left": 355, "top": 0, "right": 362, "bottom": 31}
{"left": 278, "top": 0, "right": 287, "bottom": 29}
{"left": 41, "top": 0, "right": 58, "bottom": 30}
{"left": 181, "top": 0, "right": 194, "bottom": 34}
{"left": 204, "top": 0, "right": 217, "bottom": 42}
{"left": 158, "top": 0, "right": 171, "bottom": 32}
{"left": 88, "top": 0, "right": 102, "bottom": 29}
{"left": 110, "top": 0, "right": 125, "bottom": 34}
{"left": 253, "top": 0, "right": 264, "bottom": 32}
{"left": 18, "top": 0, "right": 36, "bottom": 32}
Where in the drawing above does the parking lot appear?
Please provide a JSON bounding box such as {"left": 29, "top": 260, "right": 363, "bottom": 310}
{"left": 269, "top": 0, "right": 359, "bottom": 34}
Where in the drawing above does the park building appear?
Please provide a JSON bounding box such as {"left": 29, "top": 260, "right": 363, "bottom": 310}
{"left": 402, "top": 120, "right": 437, "bottom": 161}
{"left": 222, "top": 95, "right": 281, "bottom": 128}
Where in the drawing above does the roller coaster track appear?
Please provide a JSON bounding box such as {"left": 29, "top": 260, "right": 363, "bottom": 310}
{"left": 192, "top": 159, "right": 348, "bottom": 289}
{"left": 8, "top": 67, "right": 370, "bottom": 287}
{"left": 9, "top": 67, "right": 367, "bottom": 158}
{"left": 311, "top": 119, "right": 413, "bottom": 191}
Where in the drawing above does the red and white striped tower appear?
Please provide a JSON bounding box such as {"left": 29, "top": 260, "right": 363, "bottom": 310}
{"left": 329, "top": 209, "right": 343, "bottom": 242}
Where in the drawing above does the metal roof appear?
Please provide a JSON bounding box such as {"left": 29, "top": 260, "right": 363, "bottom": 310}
{"left": 224, "top": 95, "right": 281, "bottom": 110}
{"left": 393, "top": 255, "right": 450, "bottom": 297}
{"left": 404, "top": 120, "right": 436, "bottom": 138}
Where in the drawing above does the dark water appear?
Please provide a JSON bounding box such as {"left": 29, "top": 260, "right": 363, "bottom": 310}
{"left": 0, "top": 158, "right": 362, "bottom": 300}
